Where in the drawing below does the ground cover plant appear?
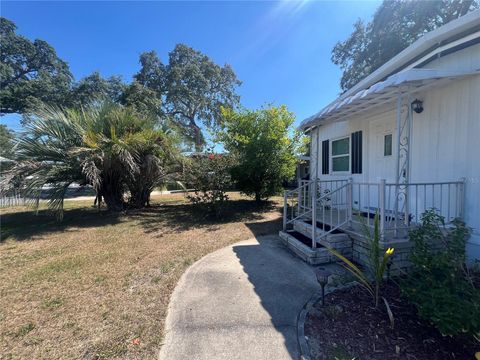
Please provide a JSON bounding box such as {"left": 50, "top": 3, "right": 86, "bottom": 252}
{"left": 0, "top": 192, "right": 283, "bottom": 359}
{"left": 308, "top": 210, "right": 479, "bottom": 359}
{"left": 305, "top": 283, "right": 478, "bottom": 360}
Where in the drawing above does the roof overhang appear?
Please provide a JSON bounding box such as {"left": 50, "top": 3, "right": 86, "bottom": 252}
{"left": 300, "top": 69, "right": 479, "bottom": 130}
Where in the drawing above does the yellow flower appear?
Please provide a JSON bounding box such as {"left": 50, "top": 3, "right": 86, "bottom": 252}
{"left": 385, "top": 248, "right": 395, "bottom": 255}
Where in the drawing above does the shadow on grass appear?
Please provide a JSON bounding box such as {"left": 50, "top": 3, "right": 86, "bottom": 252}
{"left": 130, "top": 199, "right": 282, "bottom": 237}
{"left": 0, "top": 206, "right": 122, "bottom": 242}
{"left": 1, "top": 198, "right": 283, "bottom": 243}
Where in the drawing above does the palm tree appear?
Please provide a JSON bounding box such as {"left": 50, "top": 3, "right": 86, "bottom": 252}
{"left": 3, "top": 102, "right": 180, "bottom": 219}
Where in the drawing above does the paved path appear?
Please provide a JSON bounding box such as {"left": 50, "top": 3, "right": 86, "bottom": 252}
{"left": 159, "top": 235, "right": 319, "bottom": 360}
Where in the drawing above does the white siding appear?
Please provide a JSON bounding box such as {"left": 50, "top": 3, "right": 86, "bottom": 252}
{"left": 417, "top": 43, "right": 480, "bottom": 73}
{"left": 311, "top": 74, "right": 480, "bottom": 259}
{"left": 411, "top": 75, "right": 480, "bottom": 259}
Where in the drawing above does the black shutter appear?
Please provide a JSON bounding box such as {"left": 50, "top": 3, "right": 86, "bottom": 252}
{"left": 351, "top": 131, "right": 362, "bottom": 174}
{"left": 321, "top": 140, "right": 329, "bottom": 174}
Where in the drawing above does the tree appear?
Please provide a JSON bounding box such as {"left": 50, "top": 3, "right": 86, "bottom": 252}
{"left": 125, "top": 124, "right": 181, "bottom": 208}
{"left": 0, "top": 124, "right": 15, "bottom": 158}
{"left": 0, "top": 17, "right": 72, "bottom": 114}
{"left": 67, "top": 72, "right": 125, "bottom": 108}
{"left": 119, "top": 81, "right": 162, "bottom": 116}
{"left": 135, "top": 45, "right": 241, "bottom": 149}
{"left": 3, "top": 103, "right": 180, "bottom": 218}
{"left": 332, "top": 0, "right": 478, "bottom": 92}
{"left": 220, "top": 105, "right": 299, "bottom": 202}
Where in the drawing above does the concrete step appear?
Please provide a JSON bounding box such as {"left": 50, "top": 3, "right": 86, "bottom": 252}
{"left": 279, "top": 227, "right": 353, "bottom": 266}
{"left": 293, "top": 220, "right": 352, "bottom": 250}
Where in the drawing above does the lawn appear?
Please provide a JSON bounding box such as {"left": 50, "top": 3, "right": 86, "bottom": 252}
{"left": 0, "top": 192, "right": 283, "bottom": 359}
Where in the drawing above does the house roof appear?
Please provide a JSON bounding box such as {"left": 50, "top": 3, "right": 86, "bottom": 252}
{"left": 300, "top": 68, "right": 479, "bottom": 127}
{"left": 300, "top": 10, "right": 480, "bottom": 130}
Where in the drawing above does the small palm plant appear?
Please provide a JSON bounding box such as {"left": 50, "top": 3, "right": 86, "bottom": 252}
{"left": 2, "top": 103, "right": 181, "bottom": 219}
{"left": 327, "top": 213, "right": 395, "bottom": 309}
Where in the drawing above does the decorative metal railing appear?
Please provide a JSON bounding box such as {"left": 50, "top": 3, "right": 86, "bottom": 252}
{"left": 284, "top": 178, "right": 465, "bottom": 247}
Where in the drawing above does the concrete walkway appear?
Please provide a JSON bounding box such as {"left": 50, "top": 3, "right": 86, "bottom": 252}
{"left": 159, "top": 235, "right": 319, "bottom": 360}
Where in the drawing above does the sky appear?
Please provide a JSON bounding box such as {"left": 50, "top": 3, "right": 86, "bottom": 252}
{"left": 1, "top": 0, "right": 381, "bottom": 132}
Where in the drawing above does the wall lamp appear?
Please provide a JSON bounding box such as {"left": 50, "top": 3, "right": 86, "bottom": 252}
{"left": 411, "top": 99, "right": 424, "bottom": 114}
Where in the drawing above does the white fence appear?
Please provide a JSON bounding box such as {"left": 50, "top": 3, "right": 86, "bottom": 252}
{"left": 0, "top": 189, "right": 27, "bottom": 208}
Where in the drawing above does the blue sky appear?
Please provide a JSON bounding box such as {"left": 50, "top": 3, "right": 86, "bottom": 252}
{"left": 1, "top": 1, "right": 380, "bottom": 132}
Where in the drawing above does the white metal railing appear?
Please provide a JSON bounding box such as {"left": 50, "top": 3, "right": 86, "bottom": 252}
{"left": 284, "top": 178, "right": 465, "bottom": 246}
{"left": 350, "top": 180, "right": 465, "bottom": 237}
{"left": 315, "top": 181, "right": 351, "bottom": 242}
{"left": 283, "top": 180, "right": 313, "bottom": 231}
{"left": 283, "top": 179, "right": 352, "bottom": 248}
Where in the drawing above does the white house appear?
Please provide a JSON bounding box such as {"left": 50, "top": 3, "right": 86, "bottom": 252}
{"left": 280, "top": 10, "right": 480, "bottom": 268}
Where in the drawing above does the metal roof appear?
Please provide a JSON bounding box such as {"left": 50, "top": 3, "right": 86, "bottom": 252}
{"left": 299, "top": 69, "right": 479, "bottom": 129}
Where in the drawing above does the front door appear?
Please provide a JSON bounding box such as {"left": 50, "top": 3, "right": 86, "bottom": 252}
{"left": 369, "top": 118, "right": 396, "bottom": 183}
{"left": 365, "top": 117, "right": 397, "bottom": 214}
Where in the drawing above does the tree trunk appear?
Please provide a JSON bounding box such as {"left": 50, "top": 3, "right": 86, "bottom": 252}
{"left": 102, "top": 191, "right": 124, "bottom": 211}
{"left": 129, "top": 188, "right": 151, "bottom": 208}
{"left": 255, "top": 192, "right": 262, "bottom": 203}
{"left": 99, "top": 176, "right": 124, "bottom": 212}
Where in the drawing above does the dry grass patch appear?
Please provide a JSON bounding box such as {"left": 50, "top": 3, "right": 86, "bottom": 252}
{"left": 0, "top": 192, "right": 282, "bottom": 359}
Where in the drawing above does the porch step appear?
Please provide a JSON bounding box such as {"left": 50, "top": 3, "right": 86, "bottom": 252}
{"left": 279, "top": 230, "right": 338, "bottom": 265}
{"left": 279, "top": 225, "right": 353, "bottom": 266}
{"left": 293, "top": 220, "right": 352, "bottom": 254}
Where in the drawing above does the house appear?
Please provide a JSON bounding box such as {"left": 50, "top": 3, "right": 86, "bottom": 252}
{"left": 280, "top": 10, "right": 480, "bottom": 269}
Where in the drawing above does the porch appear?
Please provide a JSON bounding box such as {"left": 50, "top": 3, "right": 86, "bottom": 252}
{"left": 282, "top": 178, "right": 465, "bottom": 251}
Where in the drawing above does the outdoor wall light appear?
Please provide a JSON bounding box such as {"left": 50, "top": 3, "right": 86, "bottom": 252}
{"left": 411, "top": 99, "right": 424, "bottom": 114}
{"left": 315, "top": 267, "right": 332, "bottom": 306}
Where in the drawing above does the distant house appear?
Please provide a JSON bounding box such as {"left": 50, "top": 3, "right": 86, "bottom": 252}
{"left": 280, "top": 10, "right": 480, "bottom": 268}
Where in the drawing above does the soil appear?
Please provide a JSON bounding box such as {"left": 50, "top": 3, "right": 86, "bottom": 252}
{"left": 305, "top": 282, "right": 478, "bottom": 360}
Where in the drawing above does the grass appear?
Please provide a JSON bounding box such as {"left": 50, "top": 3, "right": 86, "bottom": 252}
{"left": 0, "top": 192, "right": 283, "bottom": 359}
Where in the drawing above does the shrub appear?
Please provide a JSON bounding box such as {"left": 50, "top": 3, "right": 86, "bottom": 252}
{"left": 219, "top": 105, "right": 301, "bottom": 202}
{"left": 185, "top": 152, "right": 233, "bottom": 218}
{"left": 401, "top": 210, "right": 480, "bottom": 339}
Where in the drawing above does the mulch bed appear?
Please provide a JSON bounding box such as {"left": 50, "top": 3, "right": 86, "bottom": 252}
{"left": 305, "top": 282, "right": 478, "bottom": 360}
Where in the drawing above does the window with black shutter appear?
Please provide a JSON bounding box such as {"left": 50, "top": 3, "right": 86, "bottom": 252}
{"left": 351, "top": 131, "right": 363, "bottom": 174}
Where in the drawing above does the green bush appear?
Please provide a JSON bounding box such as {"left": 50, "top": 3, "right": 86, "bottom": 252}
{"left": 185, "top": 152, "right": 234, "bottom": 218}
{"left": 401, "top": 210, "right": 480, "bottom": 339}
{"left": 219, "top": 105, "right": 301, "bottom": 202}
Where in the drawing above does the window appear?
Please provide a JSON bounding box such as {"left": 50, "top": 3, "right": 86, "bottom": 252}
{"left": 331, "top": 137, "right": 350, "bottom": 172}
{"left": 384, "top": 134, "right": 392, "bottom": 156}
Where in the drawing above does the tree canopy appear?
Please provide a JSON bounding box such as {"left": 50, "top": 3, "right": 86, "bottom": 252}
{"left": 0, "top": 124, "right": 15, "bottom": 159}
{"left": 1, "top": 17, "right": 241, "bottom": 149}
{"left": 135, "top": 45, "right": 241, "bottom": 149}
{"left": 219, "top": 105, "right": 299, "bottom": 202}
{"left": 332, "top": 0, "right": 478, "bottom": 92}
{"left": 0, "top": 17, "right": 73, "bottom": 114}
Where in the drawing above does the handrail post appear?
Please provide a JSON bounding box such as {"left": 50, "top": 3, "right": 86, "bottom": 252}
{"left": 297, "top": 184, "right": 302, "bottom": 217}
{"left": 380, "top": 179, "right": 386, "bottom": 241}
{"left": 459, "top": 177, "right": 466, "bottom": 220}
{"left": 283, "top": 191, "right": 288, "bottom": 231}
{"left": 311, "top": 180, "right": 317, "bottom": 249}
{"left": 348, "top": 177, "right": 353, "bottom": 228}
